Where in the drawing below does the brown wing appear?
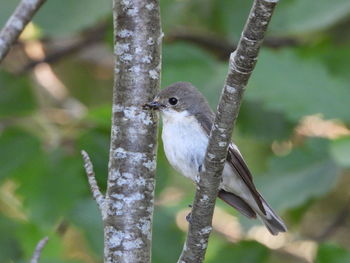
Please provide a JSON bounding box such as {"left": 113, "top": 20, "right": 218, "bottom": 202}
{"left": 218, "top": 190, "right": 257, "bottom": 218}
{"left": 227, "top": 144, "right": 266, "bottom": 214}
{"left": 195, "top": 109, "right": 266, "bottom": 214}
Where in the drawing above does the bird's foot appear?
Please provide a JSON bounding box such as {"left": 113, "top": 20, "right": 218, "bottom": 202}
{"left": 186, "top": 211, "right": 192, "bottom": 223}
{"left": 186, "top": 204, "right": 193, "bottom": 223}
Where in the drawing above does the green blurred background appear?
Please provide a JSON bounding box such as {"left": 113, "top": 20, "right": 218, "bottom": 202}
{"left": 1, "top": 0, "right": 350, "bottom": 262}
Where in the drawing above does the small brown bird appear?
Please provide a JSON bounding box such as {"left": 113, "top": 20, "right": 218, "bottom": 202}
{"left": 145, "top": 82, "right": 287, "bottom": 235}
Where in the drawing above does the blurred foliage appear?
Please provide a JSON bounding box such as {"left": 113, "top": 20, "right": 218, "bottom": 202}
{"left": 1, "top": 0, "right": 350, "bottom": 262}
{"left": 270, "top": 0, "right": 350, "bottom": 36}
{"left": 207, "top": 241, "right": 270, "bottom": 263}
{"left": 256, "top": 139, "right": 341, "bottom": 211}
{"left": 248, "top": 49, "right": 350, "bottom": 122}
{"left": 316, "top": 243, "right": 350, "bottom": 263}
{"left": 330, "top": 136, "right": 350, "bottom": 168}
{"left": 0, "top": 72, "right": 36, "bottom": 117}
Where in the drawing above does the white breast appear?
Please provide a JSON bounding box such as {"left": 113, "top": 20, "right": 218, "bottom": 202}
{"left": 161, "top": 109, "right": 260, "bottom": 213}
{"left": 161, "top": 109, "right": 208, "bottom": 181}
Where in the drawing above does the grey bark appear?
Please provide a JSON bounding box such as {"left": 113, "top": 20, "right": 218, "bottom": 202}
{"left": 30, "top": 236, "right": 49, "bottom": 263}
{"left": 177, "top": 0, "right": 279, "bottom": 262}
{"left": 0, "top": 0, "right": 46, "bottom": 63}
{"left": 80, "top": 0, "right": 161, "bottom": 262}
{"left": 103, "top": 0, "right": 162, "bottom": 262}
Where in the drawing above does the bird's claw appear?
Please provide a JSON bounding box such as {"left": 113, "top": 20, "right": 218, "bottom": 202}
{"left": 186, "top": 211, "right": 192, "bottom": 223}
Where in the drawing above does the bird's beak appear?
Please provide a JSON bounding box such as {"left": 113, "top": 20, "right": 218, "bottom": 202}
{"left": 143, "top": 101, "right": 165, "bottom": 110}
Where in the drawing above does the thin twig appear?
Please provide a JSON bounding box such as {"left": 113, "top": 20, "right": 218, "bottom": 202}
{"left": 81, "top": 150, "right": 105, "bottom": 212}
{"left": 18, "top": 22, "right": 108, "bottom": 73}
{"left": 14, "top": 24, "right": 297, "bottom": 73}
{"left": 315, "top": 199, "right": 350, "bottom": 242}
{"left": 30, "top": 236, "right": 49, "bottom": 263}
{"left": 166, "top": 31, "right": 298, "bottom": 60}
{"left": 0, "top": 0, "right": 46, "bottom": 63}
{"left": 15, "top": 21, "right": 297, "bottom": 73}
{"left": 177, "top": 0, "right": 279, "bottom": 262}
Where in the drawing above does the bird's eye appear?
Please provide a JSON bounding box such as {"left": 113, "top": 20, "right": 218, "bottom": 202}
{"left": 168, "top": 97, "right": 178, "bottom": 105}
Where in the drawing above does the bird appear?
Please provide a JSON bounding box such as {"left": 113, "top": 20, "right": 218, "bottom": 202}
{"left": 144, "top": 82, "right": 287, "bottom": 235}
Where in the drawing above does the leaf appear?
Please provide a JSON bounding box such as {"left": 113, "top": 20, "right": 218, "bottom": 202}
{"left": 152, "top": 207, "right": 184, "bottom": 263}
{"left": 0, "top": 129, "right": 41, "bottom": 182}
{"left": 256, "top": 139, "right": 341, "bottom": 211}
{"left": 68, "top": 199, "right": 104, "bottom": 258}
{"left": 16, "top": 222, "right": 62, "bottom": 261}
{"left": 210, "top": 0, "right": 253, "bottom": 41}
{"left": 238, "top": 100, "right": 295, "bottom": 142}
{"left": 300, "top": 44, "right": 350, "bottom": 83}
{"left": 52, "top": 58, "right": 113, "bottom": 106}
{"left": 330, "top": 136, "right": 350, "bottom": 168}
{"left": 85, "top": 104, "right": 112, "bottom": 130}
{"left": 207, "top": 241, "right": 270, "bottom": 263}
{"left": 0, "top": 1, "right": 18, "bottom": 29}
{"left": 0, "top": 72, "right": 36, "bottom": 117}
{"left": 16, "top": 222, "right": 83, "bottom": 263}
{"left": 161, "top": 0, "right": 350, "bottom": 40}
{"left": 33, "top": 0, "right": 111, "bottom": 36}
{"left": 160, "top": 0, "right": 196, "bottom": 33}
{"left": 14, "top": 150, "right": 86, "bottom": 225}
{"left": 247, "top": 49, "right": 350, "bottom": 122}
{"left": 270, "top": 0, "right": 350, "bottom": 36}
{"left": 285, "top": 200, "right": 314, "bottom": 225}
{"left": 0, "top": 215, "right": 21, "bottom": 262}
{"left": 316, "top": 243, "right": 350, "bottom": 263}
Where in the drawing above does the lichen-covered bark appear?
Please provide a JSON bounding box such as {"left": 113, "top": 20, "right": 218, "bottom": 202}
{"left": 177, "top": 1, "right": 279, "bottom": 262}
{"left": 105, "top": 0, "right": 162, "bottom": 262}
{"left": 0, "top": 0, "right": 46, "bottom": 63}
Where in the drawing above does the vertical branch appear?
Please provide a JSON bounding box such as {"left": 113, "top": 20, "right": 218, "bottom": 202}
{"left": 105, "top": 0, "right": 162, "bottom": 262}
{"left": 178, "top": 0, "right": 279, "bottom": 262}
{"left": 0, "top": 0, "right": 46, "bottom": 63}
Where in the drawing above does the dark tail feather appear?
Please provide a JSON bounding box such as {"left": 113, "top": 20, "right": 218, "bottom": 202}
{"left": 218, "top": 190, "right": 256, "bottom": 218}
{"left": 219, "top": 190, "right": 287, "bottom": 236}
{"left": 259, "top": 196, "right": 287, "bottom": 235}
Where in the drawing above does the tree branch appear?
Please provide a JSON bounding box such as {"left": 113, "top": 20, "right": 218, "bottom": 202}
{"left": 0, "top": 0, "right": 46, "bottom": 63}
{"left": 166, "top": 31, "right": 298, "bottom": 60}
{"left": 18, "top": 22, "right": 108, "bottom": 73}
{"left": 81, "top": 150, "right": 105, "bottom": 213}
{"left": 30, "top": 236, "right": 49, "bottom": 263}
{"left": 103, "top": 0, "right": 162, "bottom": 262}
{"left": 177, "top": 0, "right": 279, "bottom": 262}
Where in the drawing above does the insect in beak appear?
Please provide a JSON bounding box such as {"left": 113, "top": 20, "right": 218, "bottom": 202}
{"left": 143, "top": 101, "right": 165, "bottom": 110}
